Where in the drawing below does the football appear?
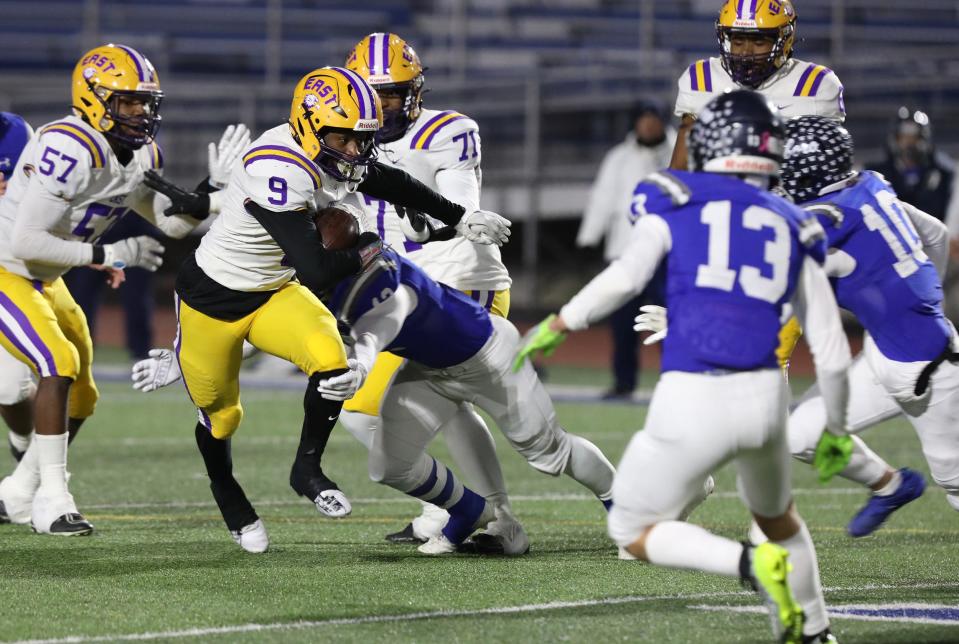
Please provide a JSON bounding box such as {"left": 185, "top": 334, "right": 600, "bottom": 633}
{"left": 314, "top": 206, "right": 360, "bottom": 250}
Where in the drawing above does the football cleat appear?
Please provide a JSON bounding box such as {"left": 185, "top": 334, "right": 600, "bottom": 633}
{"left": 290, "top": 463, "right": 352, "bottom": 518}
{"left": 679, "top": 475, "right": 716, "bottom": 521}
{"left": 230, "top": 519, "right": 269, "bottom": 554}
{"left": 0, "top": 476, "right": 35, "bottom": 525}
{"left": 617, "top": 546, "right": 638, "bottom": 561}
{"left": 31, "top": 492, "right": 93, "bottom": 536}
{"left": 802, "top": 629, "right": 838, "bottom": 644}
{"left": 847, "top": 468, "right": 926, "bottom": 538}
{"left": 461, "top": 506, "right": 530, "bottom": 556}
{"left": 385, "top": 523, "right": 427, "bottom": 544}
{"left": 742, "top": 542, "right": 804, "bottom": 644}
{"left": 418, "top": 502, "right": 495, "bottom": 556}
{"left": 8, "top": 436, "right": 25, "bottom": 463}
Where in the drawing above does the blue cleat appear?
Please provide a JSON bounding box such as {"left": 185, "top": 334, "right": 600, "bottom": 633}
{"left": 847, "top": 468, "right": 926, "bottom": 537}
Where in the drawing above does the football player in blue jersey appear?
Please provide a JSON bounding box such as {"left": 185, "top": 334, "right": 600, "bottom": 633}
{"left": 315, "top": 234, "right": 616, "bottom": 555}
{"left": 780, "top": 116, "right": 958, "bottom": 535}
{"left": 0, "top": 112, "right": 36, "bottom": 463}
{"left": 516, "top": 91, "right": 849, "bottom": 644}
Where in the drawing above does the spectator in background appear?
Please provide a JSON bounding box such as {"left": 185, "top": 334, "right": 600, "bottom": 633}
{"left": 576, "top": 102, "right": 675, "bottom": 399}
{"left": 63, "top": 215, "right": 161, "bottom": 361}
{"left": 868, "top": 107, "right": 954, "bottom": 222}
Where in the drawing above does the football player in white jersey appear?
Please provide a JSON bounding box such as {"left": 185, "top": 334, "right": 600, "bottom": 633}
{"left": 0, "top": 44, "right": 236, "bottom": 536}
{"left": 669, "top": 0, "right": 845, "bottom": 172}
{"left": 344, "top": 33, "right": 528, "bottom": 549}
{"left": 147, "top": 66, "right": 511, "bottom": 553}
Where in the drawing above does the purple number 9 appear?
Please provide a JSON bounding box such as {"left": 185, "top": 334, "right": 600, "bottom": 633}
{"left": 268, "top": 176, "right": 288, "bottom": 206}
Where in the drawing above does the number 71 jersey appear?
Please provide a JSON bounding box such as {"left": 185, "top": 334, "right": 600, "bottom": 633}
{"left": 633, "top": 170, "right": 826, "bottom": 373}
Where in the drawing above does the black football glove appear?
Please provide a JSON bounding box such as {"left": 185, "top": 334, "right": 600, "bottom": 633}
{"left": 396, "top": 204, "right": 457, "bottom": 243}
{"left": 355, "top": 231, "right": 383, "bottom": 268}
{"left": 143, "top": 170, "right": 211, "bottom": 220}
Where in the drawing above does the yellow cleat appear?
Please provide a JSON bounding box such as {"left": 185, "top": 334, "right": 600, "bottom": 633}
{"left": 747, "top": 542, "right": 804, "bottom": 644}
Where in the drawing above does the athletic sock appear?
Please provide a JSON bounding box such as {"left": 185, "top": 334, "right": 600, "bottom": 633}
{"left": 8, "top": 430, "right": 31, "bottom": 455}
{"left": 35, "top": 433, "right": 69, "bottom": 497}
{"left": 874, "top": 469, "right": 903, "bottom": 497}
{"left": 563, "top": 433, "right": 616, "bottom": 500}
{"left": 841, "top": 436, "right": 893, "bottom": 487}
{"left": 404, "top": 455, "right": 487, "bottom": 543}
{"left": 194, "top": 423, "right": 257, "bottom": 531}
{"left": 291, "top": 371, "right": 347, "bottom": 488}
{"left": 442, "top": 403, "right": 508, "bottom": 504}
{"left": 775, "top": 520, "right": 829, "bottom": 636}
{"left": 7, "top": 437, "right": 40, "bottom": 492}
{"left": 643, "top": 520, "right": 743, "bottom": 576}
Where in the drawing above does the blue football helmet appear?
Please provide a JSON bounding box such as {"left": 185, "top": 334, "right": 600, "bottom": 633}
{"left": 687, "top": 89, "right": 785, "bottom": 177}
{"left": 781, "top": 115, "right": 855, "bottom": 204}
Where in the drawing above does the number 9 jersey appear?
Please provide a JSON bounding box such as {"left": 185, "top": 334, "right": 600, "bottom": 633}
{"left": 0, "top": 115, "right": 163, "bottom": 282}
{"left": 629, "top": 170, "right": 826, "bottom": 373}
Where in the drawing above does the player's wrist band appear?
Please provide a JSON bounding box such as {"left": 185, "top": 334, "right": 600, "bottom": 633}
{"left": 91, "top": 246, "right": 105, "bottom": 265}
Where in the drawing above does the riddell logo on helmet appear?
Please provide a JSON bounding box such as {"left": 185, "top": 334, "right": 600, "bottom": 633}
{"left": 368, "top": 74, "right": 393, "bottom": 85}
{"left": 733, "top": 19, "right": 758, "bottom": 28}
{"left": 354, "top": 120, "right": 379, "bottom": 131}
{"left": 717, "top": 157, "right": 777, "bottom": 173}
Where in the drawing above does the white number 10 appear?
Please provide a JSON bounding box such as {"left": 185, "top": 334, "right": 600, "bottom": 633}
{"left": 695, "top": 201, "right": 791, "bottom": 304}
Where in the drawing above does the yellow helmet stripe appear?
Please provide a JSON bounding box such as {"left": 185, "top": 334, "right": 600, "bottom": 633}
{"left": 242, "top": 146, "right": 321, "bottom": 189}
{"left": 794, "top": 65, "right": 829, "bottom": 97}
{"left": 41, "top": 123, "right": 105, "bottom": 168}
{"left": 411, "top": 111, "right": 466, "bottom": 150}
{"left": 150, "top": 142, "right": 164, "bottom": 169}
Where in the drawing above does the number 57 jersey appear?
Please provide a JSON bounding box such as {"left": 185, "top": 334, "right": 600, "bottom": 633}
{"left": 0, "top": 115, "right": 162, "bottom": 282}
{"left": 634, "top": 170, "right": 826, "bottom": 373}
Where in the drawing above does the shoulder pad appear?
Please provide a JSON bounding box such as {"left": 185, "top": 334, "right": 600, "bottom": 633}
{"left": 242, "top": 144, "right": 321, "bottom": 191}
{"left": 408, "top": 111, "right": 475, "bottom": 151}
{"left": 39, "top": 121, "right": 107, "bottom": 169}
{"left": 332, "top": 252, "right": 401, "bottom": 324}
{"left": 683, "top": 59, "right": 715, "bottom": 93}
{"left": 632, "top": 171, "right": 691, "bottom": 220}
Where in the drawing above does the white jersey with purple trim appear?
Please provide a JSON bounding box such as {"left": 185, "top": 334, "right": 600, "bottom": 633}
{"left": 674, "top": 57, "right": 845, "bottom": 122}
{"left": 194, "top": 124, "right": 355, "bottom": 292}
{"left": 360, "top": 107, "right": 511, "bottom": 292}
{"left": 0, "top": 115, "right": 163, "bottom": 282}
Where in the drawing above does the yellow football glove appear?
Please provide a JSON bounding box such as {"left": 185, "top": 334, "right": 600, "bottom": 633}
{"left": 512, "top": 314, "right": 566, "bottom": 372}
{"left": 813, "top": 432, "right": 853, "bottom": 483}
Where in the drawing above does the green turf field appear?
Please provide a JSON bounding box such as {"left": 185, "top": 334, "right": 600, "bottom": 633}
{"left": 1, "top": 381, "right": 957, "bottom": 643}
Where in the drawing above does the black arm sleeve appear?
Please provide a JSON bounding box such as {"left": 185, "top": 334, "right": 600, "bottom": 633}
{"left": 359, "top": 161, "right": 466, "bottom": 227}
{"left": 244, "top": 200, "right": 361, "bottom": 295}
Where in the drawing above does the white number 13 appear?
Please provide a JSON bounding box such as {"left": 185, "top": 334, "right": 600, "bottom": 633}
{"left": 695, "top": 201, "right": 791, "bottom": 304}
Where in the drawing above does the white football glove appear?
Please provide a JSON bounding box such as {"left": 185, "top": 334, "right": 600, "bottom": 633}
{"left": 131, "top": 348, "right": 182, "bottom": 392}
{"left": 633, "top": 305, "right": 668, "bottom": 345}
{"left": 455, "top": 209, "right": 511, "bottom": 246}
{"left": 102, "top": 236, "right": 165, "bottom": 271}
{"left": 208, "top": 123, "right": 251, "bottom": 189}
{"left": 316, "top": 359, "right": 368, "bottom": 401}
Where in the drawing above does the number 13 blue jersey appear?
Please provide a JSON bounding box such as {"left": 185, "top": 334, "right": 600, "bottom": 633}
{"left": 633, "top": 170, "right": 826, "bottom": 373}
{"left": 805, "top": 171, "right": 950, "bottom": 362}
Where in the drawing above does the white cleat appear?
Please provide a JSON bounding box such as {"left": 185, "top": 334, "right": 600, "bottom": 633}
{"left": 230, "top": 519, "right": 269, "bottom": 553}
{"left": 410, "top": 503, "right": 449, "bottom": 541}
{"left": 31, "top": 490, "right": 93, "bottom": 536}
{"left": 417, "top": 534, "right": 457, "bottom": 555}
{"left": 0, "top": 476, "right": 35, "bottom": 525}
{"left": 678, "top": 475, "right": 715, "bottom": 521}
{"left": 312, "top": 489, "right": 352, "bottom": 518}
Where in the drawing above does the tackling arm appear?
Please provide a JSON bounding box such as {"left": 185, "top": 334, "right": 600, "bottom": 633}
{"left": 668, "top": 114, "right": 696, "bottom": 171}
{"left": 11, "top": 180, "right": 94, "bottom": 266}
{"left": 903, "top": 201, "right": 949, "bottom": 279}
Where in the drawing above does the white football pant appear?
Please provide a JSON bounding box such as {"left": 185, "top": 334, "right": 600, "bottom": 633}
{"left": 369, "top": 316, "right": 614, "bottom": 500}
{"left": 790, "top": 333, "right": 959, "bottom": 509}
{"left": 0, "top": 346, "right": 36, "bottom": 406}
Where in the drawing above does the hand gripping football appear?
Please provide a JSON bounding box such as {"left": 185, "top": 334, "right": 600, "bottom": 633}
{"left": 314, "top": 206, "right": 360, "bottom": 250}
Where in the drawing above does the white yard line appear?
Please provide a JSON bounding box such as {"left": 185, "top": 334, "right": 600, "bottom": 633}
{"left": 691, "top": 602, "right": 959, "bottom": 626}
{"left": 82, "top": 486, "right": 872, "bottom": 512}
{"left": 9, "top": 582, "right": 959, "bottom": 644}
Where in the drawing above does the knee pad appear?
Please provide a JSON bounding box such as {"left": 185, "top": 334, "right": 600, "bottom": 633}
{"left": 339, "top": 410, "right": 377, "bottom": 450}
{"left": 206, "top": 403, "right": 244, "bottom": 440}
{"left": 67, "top": 377, "right": 99, "bottom": 419}
{"left": 510, "top": 425, "right": 571, "bottom": 476}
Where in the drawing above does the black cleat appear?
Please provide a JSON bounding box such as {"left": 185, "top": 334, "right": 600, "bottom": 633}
{"left": 385, "top": 523, "right": 426, "bottom": 544}
{"left": 39, "top": 513, "right": 94, "bottom": 536}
